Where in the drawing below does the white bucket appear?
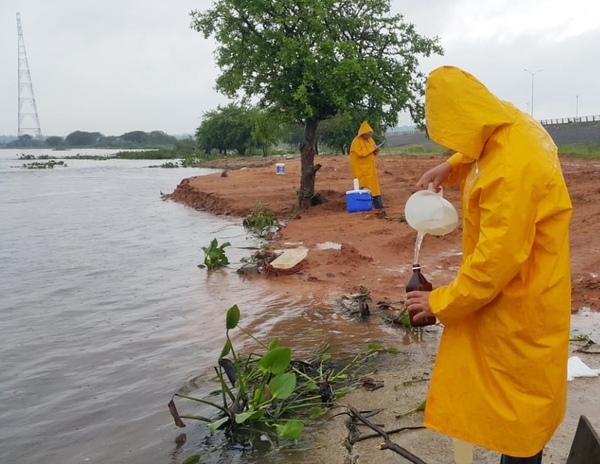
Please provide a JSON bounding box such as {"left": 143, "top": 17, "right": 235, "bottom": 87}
{"left": 404, "top": 189, "right": 458, "bottom": 236}
{"left": 275, "top": 163, "right": 285, "bottom": 175}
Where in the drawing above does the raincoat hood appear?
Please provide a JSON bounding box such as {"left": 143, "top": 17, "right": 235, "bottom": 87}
{"left": 357, "top": 121, "right": 373, "bottom": 137}
{"left": 425, "top": 66, "right": 517, "bottom": 160}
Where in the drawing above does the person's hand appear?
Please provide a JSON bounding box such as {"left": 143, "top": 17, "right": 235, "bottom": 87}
{"left": 416, "top": 161, "right": 452, "bottom": 192}
{"left": 374, "top": 148, "right": 380, "bottom": 156}
{"left": 406, "top": 290, "right": 435, "bottom": 323}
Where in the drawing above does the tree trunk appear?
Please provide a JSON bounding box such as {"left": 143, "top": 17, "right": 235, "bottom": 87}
{"left": 298, "top": 118, "right": 322, "bottom": 209}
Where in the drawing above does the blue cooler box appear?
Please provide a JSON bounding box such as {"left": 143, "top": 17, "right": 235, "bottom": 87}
{"left": 346, "top": 189, "right": 373, "bottom": 213}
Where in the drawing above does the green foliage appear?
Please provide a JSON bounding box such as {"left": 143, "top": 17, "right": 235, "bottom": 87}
{"left": 191, "top": 1, "right": 442, "bottom": 129}
{"left": 22, "top": 160, "right": 67, "bottom": 169}
{"left": 45, "top": 135, "right": 64, "bottom": 148}
{"left": 558, "top": 142, "right": 600, "bottom": 158}
{"left": 65, "top": 130, "right": 103, "bottom": 147}
{"left": 397, "top": 400, "right": 427, "bottom": 417}
{"left": 242, "top": 202, "right": 279, "bottom": 238}
{"left": 390, "top": 145, "right": 447, "bottom": 155}
{"left": 201, "top": 238, "right": 231, "bottom": 269}
{"left": 168, "top": 305, "right": 387, "bottom": 455}
{"left": 195, "top": 104, "right": 285, "bottom": 157}
{"left": 173, "top": 137, "right": 198, "bottom": 154}
{"left": 158, "top": 162, "right": 179, "bottom": 168}
{"left": 113, "top": 149, "right": 174, "bottom": 159}
{"left": 318, "top": 113, "right": 386, "bottom": 154}
{"left": 191, "top": 0, "right": 442, "bottom": 205}
{"left": 121, "top": 130, "right": 150, "bottom": 144}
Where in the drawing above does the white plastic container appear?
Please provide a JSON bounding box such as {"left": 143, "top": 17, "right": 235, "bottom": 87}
{"left": 270, "top": 248, "right": 308, "bottom": 269}
{"left": 404, "top": 189, "right": 458, "bottom": 236}
{"left": 275, "top": 163, "right": 285, "bottom": 174}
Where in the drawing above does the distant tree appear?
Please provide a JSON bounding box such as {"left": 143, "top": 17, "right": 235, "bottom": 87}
{"left": 250, "top": 109, "right": 283, "bottom": 157}
{"left": 281, "top": 123, "right": 305, "bottom": 151}
{"left": 173, "top": 137, "right": 197, "bottom": 154}
{"left": 121, "top": 131, "right": 149, "bottom": 144}
{"left": 16, "top": 134, "right": 35, "bottom": 147}
{"left": 65, "top": 131, "right": 103, "bottom": 147}
{"left": 45, "top": 136, "right": 64, "bottom": 148}
{"left": 319, "top": 114, "right": 385, "bottom": 154}
{"left": 147, "top": 130, "right": 177, "bottom": 146}
{"left": 191, "top": 0, "right": 442, "bottom": 207}
{"left": 195, "top": 104, "right": 255, "bottom": 156}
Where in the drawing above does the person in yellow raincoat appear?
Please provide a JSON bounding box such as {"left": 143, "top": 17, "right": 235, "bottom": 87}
{"left": 406, "top": 66, "right": 572, "bottom": 463}
{"left": 349, "top": 121, "right": 383, "bottom": 208}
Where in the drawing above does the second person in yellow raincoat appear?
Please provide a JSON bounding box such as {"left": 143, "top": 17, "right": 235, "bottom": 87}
{"left": 349, "top": 121, "right": 383, "bottom": 209}
{"left": 406, "top": 66, "right": 572, "bottom": 463}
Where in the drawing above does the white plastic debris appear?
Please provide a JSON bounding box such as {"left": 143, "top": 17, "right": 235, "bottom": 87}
{"left": 567, "top": 356, "right": 600, "bottom": 381}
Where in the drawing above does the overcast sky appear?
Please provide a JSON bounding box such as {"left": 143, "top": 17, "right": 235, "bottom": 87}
{"left": 1, "top": 0, "right": 599, "bottom": 137}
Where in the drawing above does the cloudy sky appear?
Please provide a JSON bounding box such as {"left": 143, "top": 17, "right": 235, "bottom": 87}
{"left": 1, "top": 0, "right": 599, "bottom": 137}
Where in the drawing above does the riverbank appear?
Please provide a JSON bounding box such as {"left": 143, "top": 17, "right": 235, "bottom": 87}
{"left": 166, "top": 154, "right": 600, "bottom": 463}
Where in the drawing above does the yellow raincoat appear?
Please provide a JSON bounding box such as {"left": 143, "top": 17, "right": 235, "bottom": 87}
{"left": 424, "top": 66, "right": 572, "bottom": 457}
{"left": 349, "top": 121, "right": 381, "bottom": 196}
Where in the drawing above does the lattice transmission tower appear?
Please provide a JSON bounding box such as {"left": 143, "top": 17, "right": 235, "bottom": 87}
{"left": 16, "top": 12, "right": 43, "bottom": 139}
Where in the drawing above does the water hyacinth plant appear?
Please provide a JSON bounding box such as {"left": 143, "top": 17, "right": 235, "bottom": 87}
{"left": 201, "top": 238, "right": 231, "bottom": 269}
{"left": 168, "top": 305, "right": 383, "bottom": 458}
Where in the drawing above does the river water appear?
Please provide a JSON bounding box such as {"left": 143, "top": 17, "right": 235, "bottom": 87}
{"left": 2, "top": 148, "right": 599, "bottom": 464}
{"left": 0, "top": 148, "right": 298, "bottom": 464}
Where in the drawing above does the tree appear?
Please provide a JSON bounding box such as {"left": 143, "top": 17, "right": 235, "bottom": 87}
{"left": 173, "top": 137, "right": 198, "bottom": 154}
{"left": 45, "top": 136, "right": 64, "bottom": 148}
{"left": 191, "top": 0, "right": 442, "bottom": 208}
{"left": 65, "top": 131, "right": 103, "bottom": 147}
{"left": 196, "top": 104, "right": 256, "bottom": 156}
{"left": 250, "top": 109, "right": 283, "bottom": 157}
{"left": 121, "top": 131, "right": 149, "bottom": 144}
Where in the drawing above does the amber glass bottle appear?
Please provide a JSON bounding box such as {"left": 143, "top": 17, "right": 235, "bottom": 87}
{"left": 406, "top": 264, "right": 437, "bottom": 327}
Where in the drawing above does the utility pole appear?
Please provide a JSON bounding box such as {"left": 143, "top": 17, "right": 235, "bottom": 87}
{"left": 524, "top": 69, "right": 542, "bottom": 118}
{"left": 17, "top": 12, "right": 43, "bottom": 140}
{"left": 576, "top": 95, "right": 579, "bottom": 119}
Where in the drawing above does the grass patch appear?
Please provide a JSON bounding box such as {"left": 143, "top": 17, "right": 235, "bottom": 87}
{"left": 558, "top": 142, "right": 600, "bottom": 158}
{"left": 382, "top": 145, "right": 447, "bottom": 156}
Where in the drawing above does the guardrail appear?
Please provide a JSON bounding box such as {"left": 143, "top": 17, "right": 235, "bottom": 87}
{"left": 540, "top": 115, "right": 600, "bottom": 126}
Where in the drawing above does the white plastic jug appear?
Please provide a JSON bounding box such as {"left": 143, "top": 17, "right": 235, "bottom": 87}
{"left": 404, "top": 188, "right": 458, "bottom": 236}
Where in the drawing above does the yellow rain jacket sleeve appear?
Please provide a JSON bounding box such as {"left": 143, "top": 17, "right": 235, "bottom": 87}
{"left": 349, "top": 121, "right": 381, "bottom": 196}
{"left": 423, "top": 66, "right": 572, "bottom": 457}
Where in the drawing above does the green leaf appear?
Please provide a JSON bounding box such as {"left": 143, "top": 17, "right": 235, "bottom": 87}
{"left": 386, "top": 346, "right": 401, "bottom": 354}
{"left": 305, "top": 382, "right": 319, "bottom": 391}
{"left": 268, "top": 338, "right": 279, "bottom": 350}
{"left": 207, "top": 416, "right": 229, "bottom": 431}
{"left": 309, "top": 407, "right": 324, "bottom": 419}
{"left": 220, "top": 338, "right": 232, "bottom": 359}
{"left": 276, "top": 419, "right": 304, "bottom": 440}
{"left": 234, "top": 409, "right": 264, "bottom": 424}
{"left": 259, "top": 347, "right": 291, "bottom": 375}
{"left": 367, "top": 343, "right": 382, "bottom": 351}
{"left": 268, "top": 372, "right": 296, "bottom": 400}
{"left": 225, "top": 305, "right": 240, "bottom": 330}
{"left": 182, "top": 456, "right": 201, "bottom": 464}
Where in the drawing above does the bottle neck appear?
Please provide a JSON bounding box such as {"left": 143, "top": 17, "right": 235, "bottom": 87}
{"left": 412, "top": 264, "right": 421, "bottom": 271}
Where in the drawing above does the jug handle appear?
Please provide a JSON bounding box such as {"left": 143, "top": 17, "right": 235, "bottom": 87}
{"left": 428, "top": 182, "right": 444, "bottom": 198}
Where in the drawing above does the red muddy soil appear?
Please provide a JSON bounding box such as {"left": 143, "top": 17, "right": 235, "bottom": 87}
{"left": 166, "top": 153, "right": 600, "bottom": 313}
